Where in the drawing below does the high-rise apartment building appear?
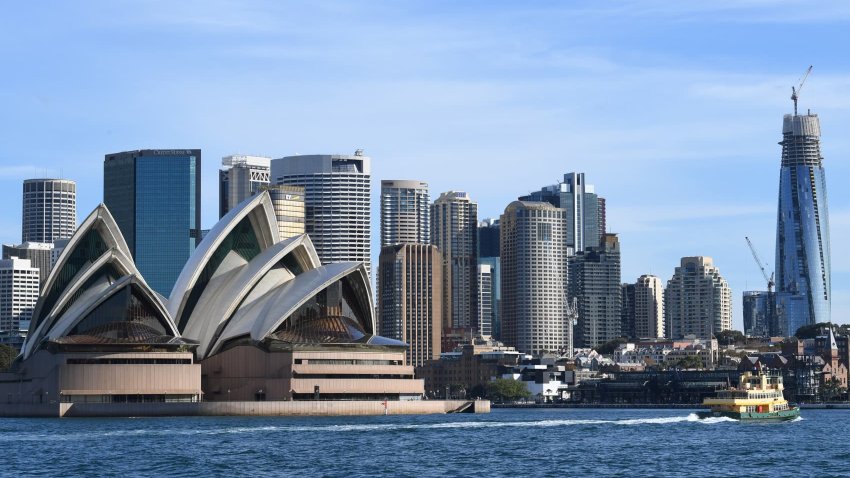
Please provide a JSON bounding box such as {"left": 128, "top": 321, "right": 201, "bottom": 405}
{"left": 2, "top": 242, "right": 53, "bottom": 289}
{"left": 775, "top": 112, "right": 831, "bottom": 336}
{"left": 219, "top": 155, "right": 271, "bottom": 217}
{"left": 666, "top": 257, "right": 732, "bottom": 340}
{"left": 621, "top": 283, "right": 636, "bottom": 339}
{"left": 22, "top": 179, "right": 76, "bottom": 243}
{"left": 0, "top": 257, "right": 39, "bottom": 345}
{"left": 104, "top": 149, "right": 201, "bottom": 296}
{"left": 377, "top": 244, "right": 442, "bottom": 367}
{"left": 479, "top": 256, "right": 501, "bottom": 341}
{"left": 478, "top": 264, "right": 493, "bottom": 339}
{"left": 431, "top": 191, "right": 478, "bottom": 334}
{"left": 634, "top": 274, "right": 665, "bottom": 339}
{"left": 380, "top": 180, "right": 430, "bottom": 248}
{"left": 519, "top": 172, "right": 604, "bottom": 253}
{"left": 262, "top": 185, "right": 306, "bottom": 241}
{"left": 500, "top": 201, "right": 570, "bottom": 356}
{"left": 271, "top": 150, "right": 371, "bottom": 275}
{"left": 478, "top": 218, "right": 501, "bottom": 340}
{"left": 569, "top": 233, "right": 622, "bottom": 348}
{"left": 743, "top": 290, "right": 775, "bottom": 337}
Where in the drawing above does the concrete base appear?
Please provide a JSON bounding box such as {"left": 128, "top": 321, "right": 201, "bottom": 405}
{"left": 0, "top": 400, "right": 490, "bottom": 417}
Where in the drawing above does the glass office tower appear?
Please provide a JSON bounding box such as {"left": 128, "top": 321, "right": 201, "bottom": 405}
{"left": 774, "top": 114, "right": 831, "bottom": 336}
{"left": 104, "top": 149, "right": 201, "bottom": 296}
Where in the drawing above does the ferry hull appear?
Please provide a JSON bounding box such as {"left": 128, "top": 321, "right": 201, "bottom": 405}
{"left": 697, "top": 407, "right": 800, "bottom": 421}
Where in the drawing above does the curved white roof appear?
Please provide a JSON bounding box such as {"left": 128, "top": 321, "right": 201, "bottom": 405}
{"left": 180, "top": 234, "right": 321, "bottom": 358}
{"left": 208, "top": 262, "right": 374, "bottom": 357}
{"left": 22, "top": 204, "right": 178, "bottom": 359}
{"left": 23, "top": 249, "right": 139, "bottom": 359}
{"left": 46, "top": 274, "right": 178, "bottom": 341}
{"left": 28, "top": 204, "right": 131, "bottom": 337}
{"left": 168, "top": 191, "right": 279, "bottom": 329}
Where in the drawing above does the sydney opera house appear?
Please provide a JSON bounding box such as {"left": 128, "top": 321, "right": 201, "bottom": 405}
{"left": 0, "top": 192, "right": 425, "bottom": 410}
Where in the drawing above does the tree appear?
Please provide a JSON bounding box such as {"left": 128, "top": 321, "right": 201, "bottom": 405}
{"left": 0, "top": 344, "right": 18, "bottom": 371}
{"left": 486, "top": 378, "right": 531, "bottom": 403}
{"left": 715, "top": 330, "right": 745, "bottom": 346}
{"left": 674, "top": 355, "right": 704, "bottom": 370}
{"left": 594, "top": 337, "right": 628, "bottom": 355}
{"left": 821, "top": 377, "right": 847, "bottom": 402}
{"left": 794, "top": 323, "right": 850, "bottom": 340}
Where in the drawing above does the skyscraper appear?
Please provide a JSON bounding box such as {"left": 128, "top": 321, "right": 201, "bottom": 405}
{"left": 634, "top": 275, "right": 665, "bottom": 339}
{"left": 378, "top": 244, "right": 442, "bottom": 367}
{"left": 621, "top": 283, "right": 636, "bottom": 339}
{"left": 21, "top": 178, "right": 76, "bottom": 243}
{"left": 431, "top": 191, "right": 478, "bottom": 335}
{"left": 743, "top": 290, "right": 774, "bottom": 337}
{"left": 478, "top": 218, "right": 501, "bottom": 340}
{"left": 219, "top": 155, "right": 271, "bottom": 218}
{"left": 477, "top": 263, "right": 493, "bottom": 339}
{"left": 104, "top": 149, "right": 201, "bottom": 296}
{"left": 380, "top": 180, "right": 430, "bottom": 248}
{"left": 0, "top": 257, "right": 39, "bottom": 346}
{"left": 271, "top": 150, "right": 372, "bottom": 276}
{"left": 262, "top": 184, "right": 306, "bottom": 241}
{"left": 569, "top": 233, "right": 622, "bottom": 348}
{"left": 2, "top": 242, "right": 53, "bottom": 289}
{"left": 775, "top": 112, "right": 831, "bottom": 336}
{"left": 666, "top": 257, "right": 732, "bottom": 340}
{"left": 478, "top": 218, "right": 500, "bottom": 257}
{"left": 500, "top": 201, "right": 570, "bottom": 356}
{"left": 519, "top": 172, "right": 605, "bottom": 253}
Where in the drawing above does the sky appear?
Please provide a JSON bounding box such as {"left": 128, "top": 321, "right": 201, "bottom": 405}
{"left": 2, "top": 0, "right": 850, "bottom": 329}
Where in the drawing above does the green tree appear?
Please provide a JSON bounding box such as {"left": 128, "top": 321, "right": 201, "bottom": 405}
{"left": 486, "top": 378, "right": 532, "bottom": 403}
{"left": 0, "top": 344, "right": 18, "bottom": 371}
{"left": 674, "top": 355, "right": 704, "bottom": 370}
{"left": 821, "top": 377, "right": 847, "bottom": 402}
{"left": 715, "top": 330, "right": 745, "bottom": 346}
{"left": 594, "top": 337, "right": 628, "bottom": 355}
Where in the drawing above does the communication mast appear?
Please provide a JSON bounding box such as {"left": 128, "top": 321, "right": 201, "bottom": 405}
{"left": 791, "top": 65, "right": 813, "bottom": 116}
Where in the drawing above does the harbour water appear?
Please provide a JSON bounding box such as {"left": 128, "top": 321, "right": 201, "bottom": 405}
{"left": 3, "top": 408, "right": 846, "bottom": 477}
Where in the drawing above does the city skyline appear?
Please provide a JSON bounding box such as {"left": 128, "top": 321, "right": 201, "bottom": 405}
{"left": 2, "top": 1, "right": 850, "bottom": 328}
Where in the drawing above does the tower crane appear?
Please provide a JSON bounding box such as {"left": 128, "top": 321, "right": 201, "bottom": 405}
{"left": 745, "top": 236, "right": 774, "bottom": 293}
{"left": 791, "top": 65, "right": 813, "bottom": 116}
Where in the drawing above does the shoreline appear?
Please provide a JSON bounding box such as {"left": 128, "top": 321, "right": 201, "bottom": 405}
{"left": 493, "top": 403, "right": 850, "bottom": 410}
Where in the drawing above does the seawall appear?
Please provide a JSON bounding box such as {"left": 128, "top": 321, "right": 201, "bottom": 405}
{"left": 0, "top": 399, "right": 490, "bottom": 417}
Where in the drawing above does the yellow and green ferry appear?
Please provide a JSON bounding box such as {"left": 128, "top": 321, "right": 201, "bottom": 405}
{"left": 698, "top": 369, "right": 800, "bottom": 421}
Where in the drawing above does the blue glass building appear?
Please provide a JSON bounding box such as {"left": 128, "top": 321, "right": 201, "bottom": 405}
{"left": 104, "top": 149, "right": 201, "bottom": 296}
{"left": 775, "top": 114, "right": 831, "bottom": 336}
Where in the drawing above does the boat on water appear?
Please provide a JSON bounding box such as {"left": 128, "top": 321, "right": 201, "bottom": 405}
{"left": 698, "top": 368, "right": 800, "bottom": 421}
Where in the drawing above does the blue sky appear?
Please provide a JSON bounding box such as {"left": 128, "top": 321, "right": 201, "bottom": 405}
{"left": 2, "top": 1, "right": 850, "bottom": 328}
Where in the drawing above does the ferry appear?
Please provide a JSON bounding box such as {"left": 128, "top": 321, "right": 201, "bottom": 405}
{"left": 698, "top": 368, "right": 800, "bottom": 421}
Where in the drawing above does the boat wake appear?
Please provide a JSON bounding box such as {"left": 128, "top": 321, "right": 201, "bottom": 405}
{"left": 2, "top": 414, "right": 741, "bottom": 442}
{"left": 687, "top": 413, "right": 737, "bottom": 424}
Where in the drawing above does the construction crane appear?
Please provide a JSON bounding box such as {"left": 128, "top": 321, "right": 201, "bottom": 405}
{"left": 745, "top": 236, "right": 775, "bottom": 293}
{"left": 791, "top": 65, "right": 813, "bottom": 116}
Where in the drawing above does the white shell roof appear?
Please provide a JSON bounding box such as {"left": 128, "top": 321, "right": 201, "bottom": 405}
{"left": 22, "top": 204, "right": 173, "bottom": 359}
{"left": 208, "top": 262, "right": 374, "bottom": 357}
{"left": 168, "top": 191, "right": 280, "bottom": 328}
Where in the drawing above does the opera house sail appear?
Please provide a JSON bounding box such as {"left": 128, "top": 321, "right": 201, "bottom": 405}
{"left": 775, "top": 112, "right": 832, "bottom": 336}
{"left": 169, "top": 192, "right": 424, "bottom": 401}
{"left": 8, "top": 205, "right": 201, "bottom": 405}
{"left": 2, "top": 192, "right": 425, "bottom": 415}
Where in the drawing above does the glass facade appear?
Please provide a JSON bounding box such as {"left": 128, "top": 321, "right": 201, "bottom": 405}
{"left": 274, "top": 274, "right": 373, "bottom": 341}
{"left": 104, "top": 150, "right": 201, "bottom": 297}
{"left": 774, "top": 114, "right": 831, "bottom": 336}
